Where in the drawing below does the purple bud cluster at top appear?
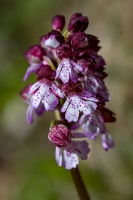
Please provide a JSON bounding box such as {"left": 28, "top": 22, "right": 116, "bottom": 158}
{"left": 20, "top": 13, "right": 116, "bottom": 169}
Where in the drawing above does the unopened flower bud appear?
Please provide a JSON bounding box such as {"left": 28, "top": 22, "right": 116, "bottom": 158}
{"left": 71, "top": 31, "right": 89, "bottom": 48}
{"left": 40, "top": 30, "right": 65, "bottom": 49}
{"left": 25, "top": 45, "right": 44, "bottom": 64}
{"left": 99, "top": 107, "right": 116, "bottom": 123}
{"left": 68, "top": 13, "right": 89, "bottom": 32}
{"left": 87, "top": 34, "right": 100, "bottom": 52}
{"left": 52, "top": 15, "right": 65, "bottom": 31}
{"left": 48, "top": 124, "right": 71, "bottom": 147}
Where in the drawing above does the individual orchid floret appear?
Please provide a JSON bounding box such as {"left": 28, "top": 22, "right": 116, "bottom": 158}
{"left": 28, "top": 79, "right": 63, "bottom": 111}
{"left": 61, "top": 92, "right": 98, "bottom": 122}
{"left": 40, "top": 30, "right": 65, "bottom": 49}
{"left": 48, "top": 124, "right": 90, "bottom": 169}
{"left": 52, "top": 15, "right": 65, "bottom": 31}
{"left": 71, "top": 59, "right": 91, "bottom": 75}
{"left": 55, "top": 58, "right": 83, "bottom": 83}
{"left": 20, "top": 85, "right": 45, "bottom": 124}
{"left": 23, "top": 45, "right": 44, "bottom": 81}
{"left": 68, "top": 13, "right": 89, "bottom": 32}
{"left": 88, "top": 50, "right": 106, "bottom": 70}
{"left": 79, "top": 110, "right": 106, "bottom": 140}
{"left": 84, "top": 72, "right": 110, "bottom": 102}
{"left": 101, "top": 133, "right": 114, "bottom": 151}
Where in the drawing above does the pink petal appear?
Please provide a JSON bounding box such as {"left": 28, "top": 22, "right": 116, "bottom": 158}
{"left": 43, "top": 91, "right": 58, "bottom": 111}
{"left": 55, "top": 61, "right": 63, "bottom": 79}
{"left": 59, "top": 61, "right": 70, "bottom": 83}
{"left": 28, "top": 81, "right": 41, "bottom": 95}
{"left": 26, "top": 105, "right": 34, "bottom": 124}
{"left": 67, "top": 140, "right": 90, "bottom": 160}
{"left": 71, "top": 61, "right": 83, "bottom": 72}
{"left": 51, "top": 83, "right": 64, "bottom": 98}
{"left": 64, "top": 96, "right": 79, "bottom": 122}
{"left": 70, "top": 66, "right": 78, "bottom": 83}
{"left": 55, "top": 147, "right": 63, "bottom": 167}
{"left": 63, "top": 150, "right": 79, "bottom": 169}
{"left": 79, "top": 99, "right": 97, "bottom": 115}
{"left": 35, "top": 103, "right": 45, "bottom": 115}
{"left": 30, "top": 85, "right": 45, "bottom": 108}
{"left": 23, "top": 64, "right": 40, "bottom": 82}
{"left": 84, "top": 111, "right": 106, "bottom": 139}
{"left": 45, "top": 36, "right": 60, "bottom": 48}
{"left": 101, "top": 133, "right": 114, "bottom": 151}
{"left": 61, "top": 96, "right": 71, "bottom": 112}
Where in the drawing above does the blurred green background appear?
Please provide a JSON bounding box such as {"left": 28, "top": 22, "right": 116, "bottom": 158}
{"left": 0, "top": 0, "right": 133, "bottom": 199}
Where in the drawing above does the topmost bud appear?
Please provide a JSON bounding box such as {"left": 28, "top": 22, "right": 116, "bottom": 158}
{"left": 52, "top": 15, "right": 65, "bottom": 31}
{"left": 68, "top": 13, "right": 89, "bottom": 32}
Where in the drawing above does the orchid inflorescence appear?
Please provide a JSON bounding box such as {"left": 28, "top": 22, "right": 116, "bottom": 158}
{"left": 20, "top": 13, "right": 116, "bottom": 169}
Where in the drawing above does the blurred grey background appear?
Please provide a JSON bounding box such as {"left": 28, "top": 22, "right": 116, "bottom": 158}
{"left": 0, "top": 0, "right": 133, "bottom": 199}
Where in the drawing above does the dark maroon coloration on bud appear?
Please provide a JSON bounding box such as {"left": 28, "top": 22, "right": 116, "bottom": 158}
{"left": 71, "top": 32, "right": 89, "bottom": 48}
{"left": 48, "top": 124, "right": 71, "bottom": 147}
{"left": 99, "top": 107, "right": 116, "bottom": 123}
{"left": 62, "top": 82, "right": 83, "bottom": 95}
{"left": 87, "top": 34, "right": 101, "bottom": 52}
{"left": 77, "top": 59, "right": 90, "bottom": 72}
{"left": 56, "top": 44, "right": 72, "bottom": 59}
{"left": 52, "top": 15, "right": 65, "bottom": 31}
{"left": 25, "top": 45, "right": 44, "bottom": 64}
{"left": 40, "top": 30, "right": 65, "bottom": 49}
{"left": 68, "top": 13, "right": 89, "bottom": 32}
{"left": 36, "top": 64, "right": 56, "bottom": 81}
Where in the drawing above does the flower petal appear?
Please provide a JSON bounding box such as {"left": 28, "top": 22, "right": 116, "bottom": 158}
{"left": 51, "top": 83, "right": 64, "bottom": 98}
{"left": 101, "top": 133, "right": 114, "bottom": 151}
{"left": 67, "top": 140, "right": 90, "bottom": 160}
{"left": 79, "top": 99, "right": 97, "bottom": 115}
{"left": 23, "top": 64, "right": 40, "bottom": 82}
{"left": 35, "top": 103, "right": 45, "bottom": 115}
{"left": 61, "top": 96, "right": 71, "bottom": 113}
{"left": 30, "top": 85, "right": 45, "bottom": 108}
{"left": 59, "top": 60, "right": 70, "bottom": 83}
{"left": 28, "top": 81, "right": 41, "bottom": 95}
{"left": 26, "top": 105, "right": 34, "bottom": 124}
{"left": 55, "top": 147, "right": 63, "bottom": 167}
{"left": 70, "top": 66, "right": 78, "bottom": 83}
{"left": 63, "top": 149, "right": 79, "bottom": 169}
{"left": 43, "top": 91, "right": 58, "bottom": 111}
{"left": 64, "top": 96, "right": 80, "bottom": 122}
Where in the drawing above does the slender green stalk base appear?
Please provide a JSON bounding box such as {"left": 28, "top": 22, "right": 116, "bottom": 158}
{"left": 70, "top": 167, "right": 91, "bottom": 200}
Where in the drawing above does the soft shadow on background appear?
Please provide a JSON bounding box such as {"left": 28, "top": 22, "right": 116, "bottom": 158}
{"left": 0, "top": 0, "right": 133, "bottom": 199}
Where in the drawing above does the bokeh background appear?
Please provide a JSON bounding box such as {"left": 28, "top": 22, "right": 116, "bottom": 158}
{"left": 0, "top": 0, "right": 133, "bottom": 199}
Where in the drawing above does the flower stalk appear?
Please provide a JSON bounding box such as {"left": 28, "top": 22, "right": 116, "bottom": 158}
{"left": 70, "top": 167, "right": 91, "bottom": 200}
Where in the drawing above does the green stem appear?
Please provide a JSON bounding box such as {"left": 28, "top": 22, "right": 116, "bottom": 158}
{"left": 70, "top": 166, "right": 91, "bottom": 200}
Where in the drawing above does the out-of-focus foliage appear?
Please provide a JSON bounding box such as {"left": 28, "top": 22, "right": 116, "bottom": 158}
{"left": 0, "top": 0, "right": 133, "bottom": 200}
